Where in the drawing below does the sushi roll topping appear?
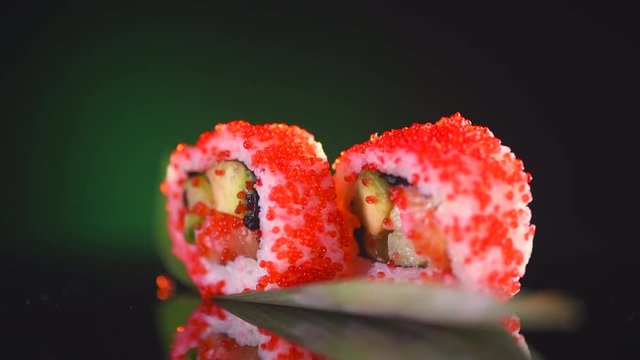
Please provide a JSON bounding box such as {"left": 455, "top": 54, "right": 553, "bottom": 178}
{"left": 182, "top": 160, "right": 261, "bottom": 262}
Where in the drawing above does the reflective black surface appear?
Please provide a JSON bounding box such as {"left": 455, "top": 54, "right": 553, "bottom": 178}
{"left": 2, "top": 252, "right": 637, "bottom": 358}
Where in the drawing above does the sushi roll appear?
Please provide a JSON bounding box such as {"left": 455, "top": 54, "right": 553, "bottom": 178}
{"left": 332, "top": 113, "right": 534, "bottom": 299}
{"left": 162, "top": 121, "right": 353, "bottom": 296}
{"left": 170, "top": 301, "right": 320, "bottom": 360}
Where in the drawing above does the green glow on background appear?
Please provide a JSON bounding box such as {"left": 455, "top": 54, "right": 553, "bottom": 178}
{"left": 3, "top": 3, "right": 533, "bottom": 262}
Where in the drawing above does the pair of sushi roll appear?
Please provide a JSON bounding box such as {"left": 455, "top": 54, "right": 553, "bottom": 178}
{"left": 162, "top": 121, "right": 353, "bottom": 296}
{"left": 333, "top": 113, "right": 534, "bottom": 300}
{"left": 170, "top": 301, "right": 319, "bottom": 360}
{"left": 163, "top": 114, "right": 533, "bottom": 300}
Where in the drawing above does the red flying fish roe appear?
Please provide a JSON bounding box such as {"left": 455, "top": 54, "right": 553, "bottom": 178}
{"left": 164, "top": 120, "right": 354, "bottom": 296}
{"left": 196, "top": 209, "right": 257, "bottom": 266}
{"left": 332, "top": 113, "right": 534, "bottom": 299}
{"left": 212, "top": 122, "right": 353, "bottom": 289}
{"left": 155, "top": 274, "right": 175, "bottom": 301}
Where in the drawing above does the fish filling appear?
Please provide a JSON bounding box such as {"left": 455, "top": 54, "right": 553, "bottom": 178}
{"left": 351, "top": 169, "right": 449, "bottom": 269}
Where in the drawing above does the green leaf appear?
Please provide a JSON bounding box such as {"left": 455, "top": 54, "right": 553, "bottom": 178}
{"left": 220, "top": 280, "right": 505, "bottom": 327}
{"left": 508, "top": 290, "right": 584, "bottom": 331}
{"left": 216, "top": 300, "right": 528, "bottom": 360}
{"left": 218, "top": 280, "right": 581, "bottom": 330}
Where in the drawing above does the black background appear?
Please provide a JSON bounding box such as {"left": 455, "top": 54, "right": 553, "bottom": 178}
{"left": 2, "top": 1, "right": 638, "bottom": 358}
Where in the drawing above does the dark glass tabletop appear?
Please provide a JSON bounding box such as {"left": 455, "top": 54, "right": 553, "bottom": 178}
{"left": 3, "top": 251, "right": 637, "bottom": 359}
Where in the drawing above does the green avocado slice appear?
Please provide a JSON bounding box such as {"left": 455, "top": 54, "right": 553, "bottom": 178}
{"left": 352, "top": 170, "right": 394, "bottom": 236}
{"left": 206, "top": 160, "right": 255, "bottom": 218}
{"left": 183, "top": 213, "right": 204, "bottom": 243}
{"left": 184, "top": 175, "right": 214, "bottom": 209}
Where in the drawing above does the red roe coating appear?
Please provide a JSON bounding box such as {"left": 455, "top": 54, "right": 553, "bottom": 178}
{"left": 155, "top": 274, "right": 175, "bottom": 301}
{"left": 214, "top": 122, "right": 353, "bottom": 289}
{"left": 333, "top": 113, "right": 534, "bottom": 299}
{"left": 164, "top": 121, "right": 353, "bottom": 296}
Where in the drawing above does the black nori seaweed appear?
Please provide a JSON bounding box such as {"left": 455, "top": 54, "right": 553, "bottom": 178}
{"left": 186, "top": 171, "right": 203, "bottom": 178}
{"left": 380, "top": 172, "right": 410, "bottom": 186}
{"left": 243, "top": 175, "right": 261, "bottom": 231}
{"left": 353, "top": 226, "right": 370, "bottom": 258}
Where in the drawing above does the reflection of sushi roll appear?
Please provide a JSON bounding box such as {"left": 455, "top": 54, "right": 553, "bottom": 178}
{"left": 171, "top": 301, "right": 261, "bottom": 359}
{"left": 503, "top": 316, "right": 529, "bottom": 355}
{"left": 333, "top": 113, "right": 534, "bottom": 299}
{"left": 171, "top": 301, "right": 319, "bottom": 360}
{"left": 163, "top": 121, "right": 352, "bottom": 296}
